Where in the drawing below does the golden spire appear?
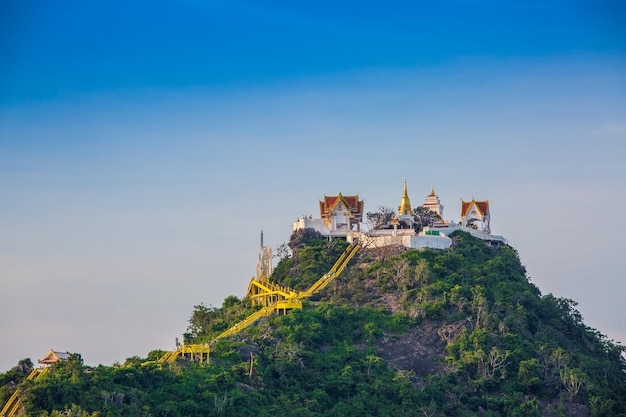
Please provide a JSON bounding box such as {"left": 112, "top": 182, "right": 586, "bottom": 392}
{"left": 430, "top": 185, "right": 435, "bottom": 196}
{"left": 399, "top": 179, "right": 412, "bottom": 216}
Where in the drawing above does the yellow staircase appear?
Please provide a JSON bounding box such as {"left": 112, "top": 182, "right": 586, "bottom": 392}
{"left": 217, "top": 240, "right": 360, "bottom": 340}
{"left": 247, "top": 278, "right": 299, "bottom": 308}
{"left": 1, "top": 367, "right": 48, "bottom": 417}
{"left": 213, "top": 241, "right": 361, "bottom": 341}
{"left": 159, "top": 239, "right": 361, "bottom": 365}
{"left": 157, "top": 344, "right": 211, "bottom": 365}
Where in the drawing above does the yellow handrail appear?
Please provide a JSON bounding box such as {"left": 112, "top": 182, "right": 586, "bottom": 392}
{"left": 299, "top": 242, "right": 361, "bottom": 298}
{"left": 213, "top": 304, "right": 276, "bottom": 341}
{"left": 1, "top": 367, "right": 48, "bottom": 417}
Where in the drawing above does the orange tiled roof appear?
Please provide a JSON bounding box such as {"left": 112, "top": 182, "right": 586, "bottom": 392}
{"left": 461, "top": 199, "right": 489, "bottom": 217}
{"left": 38, "top": 350, "right": 70, "bottom": 365}
{"left": 319, "top": 193, "right": 364, "bottom": 219}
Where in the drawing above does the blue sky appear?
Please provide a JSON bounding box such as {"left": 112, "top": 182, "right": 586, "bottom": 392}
{"left": 1, "top": 1, "right": 625, "bottom": 371}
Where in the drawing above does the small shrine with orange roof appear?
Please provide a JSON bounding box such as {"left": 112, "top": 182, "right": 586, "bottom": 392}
{"left": 461, "top": 198, "right": 490, "bottom": 233}
{"left": 38, "top": 349, "right": 70, "bottom": 366}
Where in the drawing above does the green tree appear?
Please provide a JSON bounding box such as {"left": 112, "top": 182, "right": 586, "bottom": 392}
{"left": 413, "top": 205, "right": 442, "bottom": 231}
{"left": 366, "top": 206, "right": 395, "bottom": 231}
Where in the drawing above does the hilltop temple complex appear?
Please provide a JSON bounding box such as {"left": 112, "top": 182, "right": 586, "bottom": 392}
{"left": 293, "top": 181, "right": 506, "bottom": 250}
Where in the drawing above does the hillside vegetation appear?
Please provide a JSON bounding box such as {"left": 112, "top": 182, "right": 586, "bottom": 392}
{"left": 2, "top": 231, "right": 625, "bottom": 417}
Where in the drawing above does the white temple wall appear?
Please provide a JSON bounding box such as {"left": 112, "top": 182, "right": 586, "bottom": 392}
{"left": 293, "top": 218, "right": 330, "bottom": 235}
{"left": 410, "top": 234, "right": 453, "bottom": 249}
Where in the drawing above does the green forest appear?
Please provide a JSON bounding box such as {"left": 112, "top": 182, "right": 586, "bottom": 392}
{"left": 2, "top": 231, "right": 625, "bottom": 416}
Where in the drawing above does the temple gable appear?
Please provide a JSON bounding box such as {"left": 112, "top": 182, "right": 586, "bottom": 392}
{"left": 461, "top": 198, "right": 490, "bottom": 233}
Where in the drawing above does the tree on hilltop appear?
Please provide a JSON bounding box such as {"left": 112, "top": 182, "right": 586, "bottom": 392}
{"left": 366, "top": 206, "right": 396, "bottom": 231}
{"left": 413, "top": 205, "right": 442, "bottom": 232}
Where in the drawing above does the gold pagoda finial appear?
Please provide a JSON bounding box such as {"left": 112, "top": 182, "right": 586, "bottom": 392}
{"left": 399, "top": 179, "right": 412, "bottom": 216}
{"left": 430, "top": 185, "right": 435, "bottom": 196}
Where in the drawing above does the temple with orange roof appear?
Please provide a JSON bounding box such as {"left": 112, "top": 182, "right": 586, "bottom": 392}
{"left": 293, "top": 192, "right": 364, "bottom": 237}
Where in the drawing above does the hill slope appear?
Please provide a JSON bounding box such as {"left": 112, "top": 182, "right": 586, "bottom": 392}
{"left": 1, "top": 231, "right": 625, "bottom": 417}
